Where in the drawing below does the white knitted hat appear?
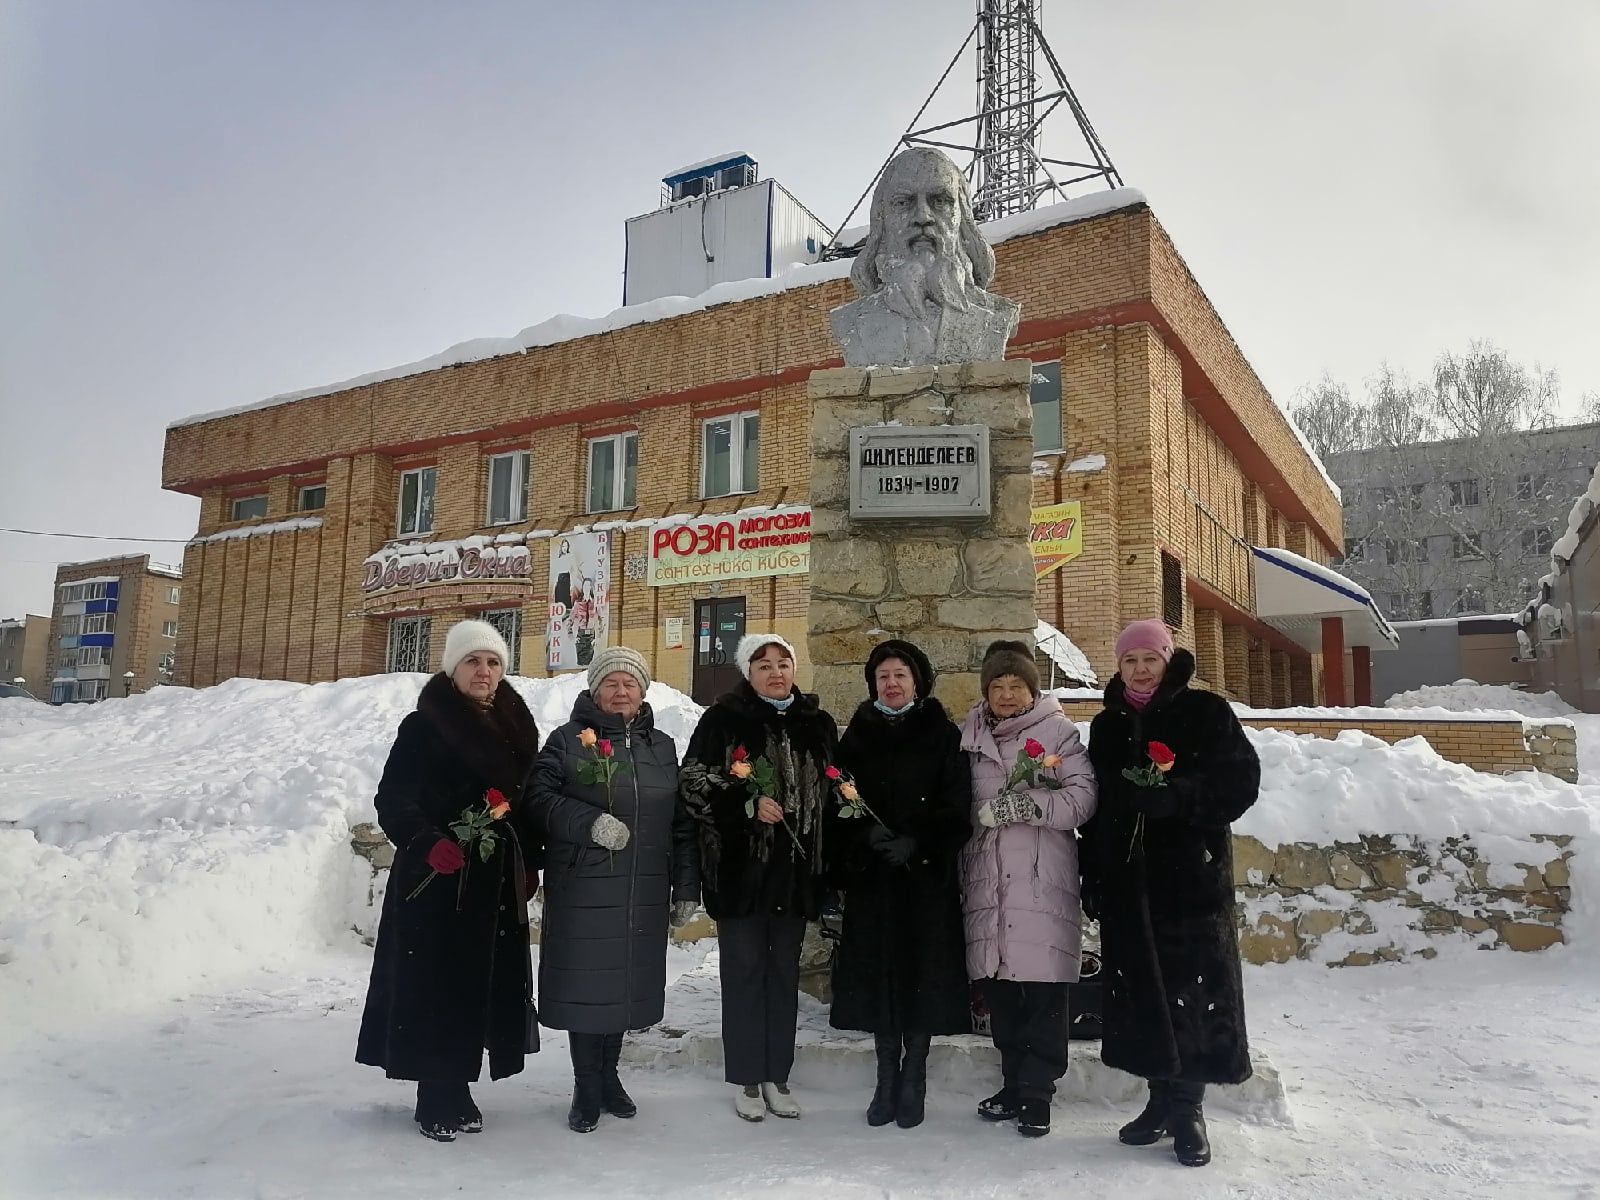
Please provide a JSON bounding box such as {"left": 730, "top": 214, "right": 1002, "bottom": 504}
{"left": 441, "top": 619, "right": 512, "bottom": 676}
{"left": 735, "top": 633, "right": 797, "bottom": 681}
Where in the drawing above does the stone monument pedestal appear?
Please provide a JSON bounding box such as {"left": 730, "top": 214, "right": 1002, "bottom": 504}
{"left": 807, "top": 359, "right": 1038, "bottom": 720}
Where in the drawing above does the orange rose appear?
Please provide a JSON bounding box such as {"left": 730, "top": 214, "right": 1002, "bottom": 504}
{"left": 577, "top": 728, "right": 598, "bottom": 748}
{"left": 839, "top": 781, "right": 860, "bottom": 802}
{"left": 489, "top": 801, "right": 511, "bottom": 820}
{"left": 1041, "top": 754, "right": 1063, "bottom": 769}
{"left": 730, "top": 760, "right": 754, "bottom": 780}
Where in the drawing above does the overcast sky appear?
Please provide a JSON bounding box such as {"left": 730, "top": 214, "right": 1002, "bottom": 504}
{"left": 3, "top": 0, "right": 1598, "bottom": 619}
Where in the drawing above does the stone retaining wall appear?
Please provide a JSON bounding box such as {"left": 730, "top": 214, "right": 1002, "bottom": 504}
{"left": 1233, "top": 832, "right": 1573, "bottom": 965}
{"left": 348, "top": 825, "right": 1577, "bottom": 968}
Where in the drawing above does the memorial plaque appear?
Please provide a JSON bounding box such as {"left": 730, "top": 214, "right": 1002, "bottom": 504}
{"left": 848, "top": 424, "right": 991, "bottom": 520}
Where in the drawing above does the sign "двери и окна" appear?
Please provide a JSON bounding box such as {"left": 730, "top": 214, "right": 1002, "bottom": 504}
{"left": 848, "top": 424, "right": 991, "bottom": 521}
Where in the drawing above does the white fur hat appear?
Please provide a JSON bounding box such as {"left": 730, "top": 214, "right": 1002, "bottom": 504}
{"left": 441, "top": 619, "right": 512, "bottom": 677}
{"left": 735, "top": 632, "right": 797, "bottom": 681}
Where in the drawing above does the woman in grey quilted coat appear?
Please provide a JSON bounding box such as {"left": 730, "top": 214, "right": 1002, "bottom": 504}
{"left": 528, "top": 646, "right": 699, "bottom": 1134}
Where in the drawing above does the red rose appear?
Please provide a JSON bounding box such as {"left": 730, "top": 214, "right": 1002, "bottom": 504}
{"left": 597, "top": 738, "right": 613, "bottom": 757}
{"left": 485, "top": 788, "right": 507, "bottom": 806}
{"left": 825, "top": 765, "right": 841, "bottom": 781}
{"left": 1148, "top": 741, "right": 1176, "bottom": 769}
{"left": 1024, "top": 738, "right": 1045, "bottom": 759}
{"left": 732, "top": 746, "right": 749, "bottom": 762}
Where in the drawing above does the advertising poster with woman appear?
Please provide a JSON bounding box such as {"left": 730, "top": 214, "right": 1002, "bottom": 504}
{"left": 547, "top": 532, "right": 611, "bottom": 671}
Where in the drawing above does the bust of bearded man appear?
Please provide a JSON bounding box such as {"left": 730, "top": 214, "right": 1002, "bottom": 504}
{"left": 829, "top": 148, "right": 1020, "bottom": 368}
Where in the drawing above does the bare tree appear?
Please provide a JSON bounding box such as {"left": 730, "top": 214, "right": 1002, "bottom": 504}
{"left": 1432, "top": 339, "right": 1558, "bottom": 439}
{"left": 1288, "top": 374, "right": 1367, "bottom": 461}
{"left": 1365, "top": 364, "right": 1434, "bottom": 448}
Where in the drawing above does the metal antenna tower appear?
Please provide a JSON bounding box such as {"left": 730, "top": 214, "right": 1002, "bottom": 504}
{"left": 827, "top": 0, "right": 1122, "bottom": 249}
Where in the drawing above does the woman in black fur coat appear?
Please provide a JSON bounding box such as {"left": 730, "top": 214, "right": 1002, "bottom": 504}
{"left": 828, "top": 640, "right": 971, "bottom": 1130}
{"left": 1081, "top": 619, "right": 1260, "bottom": 1169}
{"left": 356, "top": 620, "right": 541, "bottom": 1142}
{"left": 679, "top": 633, "right": 838, "bottom": 1124}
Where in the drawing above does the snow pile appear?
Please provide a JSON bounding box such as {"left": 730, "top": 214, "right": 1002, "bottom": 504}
{"left": 0, "top": 672, "right": 702, "bottom": 1038}
{"left": 1236, "top": 724, "right": 1596, "bottom": 846}
{"left": 1386, "top": 680, "right": 1578, "bottom": 721}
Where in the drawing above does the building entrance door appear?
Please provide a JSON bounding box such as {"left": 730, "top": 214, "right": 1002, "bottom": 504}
{"left": 692, "top": 597, "right": 746, "bottom": 705}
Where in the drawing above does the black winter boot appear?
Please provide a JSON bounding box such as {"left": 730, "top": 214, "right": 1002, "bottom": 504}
{"left": 1118, "top": 1078, "right": 1171, "bottom": 1145}
{"left": 977, "top": 1085, "right": 1019, "bottom": 1122}
{"left": 414, "top": 1081, "right": 458, "bottom": 1142}
{"left": 1016, "top": 1094, "right": 1052, "bottom": 1137}
{"left": 600, "top": 1032, "right": 637, "bottom": 1118}
{"left": 867, "top": 1034, "right": 900, "bottom": 1127}
{"left": 567, "top": 1034, "right": 604, "bottom": 1133}
{"left": 895, "top": 1035, "right": 931, "bottom": 1129}
{"left": 1168, "top": 1081, "right": 1211, "bottom": 1167}
{"left": 451, "top": 1081, "right": 483, "bottom": 1134}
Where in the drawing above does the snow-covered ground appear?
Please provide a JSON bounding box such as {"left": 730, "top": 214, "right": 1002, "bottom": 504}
{"left": 3, "top": 675, "right": 1600, "bottom": 1197}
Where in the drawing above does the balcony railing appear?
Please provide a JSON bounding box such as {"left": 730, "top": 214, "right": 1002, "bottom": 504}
{"left": 1189, "top": 495, "right": 1255, "bottom": 612}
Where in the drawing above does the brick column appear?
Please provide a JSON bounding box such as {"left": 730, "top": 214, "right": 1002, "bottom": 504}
{"left": 1352, "top": 645, "right": 1372, "bottom": 707}
{"left": 1222, "top": 623, "right": 1249, "bottom": 700}
{"left": 1271, "top": 647, "right": 1293, "bottom": 707}
{"left": 1192, "top": 608, "right": 1225, "bottom": 689}
{"left": 1290, "top": 654, "right": 1315, "bottom": 706}
{"left": 1321, "top": 617, "right": 1346, "bottom": 706}
{"left": 1248, "top": 638, "right": 1273, "bottom": 708}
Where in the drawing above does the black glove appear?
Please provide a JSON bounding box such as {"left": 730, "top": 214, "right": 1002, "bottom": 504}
{"left": 1128, "top": 784, "right": 1183, "bottom": 819}
{"left": 867, "top": 824, "right": 916, "bottom": 867}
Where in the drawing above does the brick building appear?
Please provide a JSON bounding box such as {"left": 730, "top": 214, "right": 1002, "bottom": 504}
{"left": 0, "top": 615, "right": 51, "bottom": 699}
{"left": 46, "top": 555, "right": 182, "bottom": 702}
{"left": 162, "top": 184, "right": 1362, "bottom": 706}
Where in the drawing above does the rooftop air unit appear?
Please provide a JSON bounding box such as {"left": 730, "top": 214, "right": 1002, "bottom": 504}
{"left": 623, "top": 153, "right": 832, "bottom": 307}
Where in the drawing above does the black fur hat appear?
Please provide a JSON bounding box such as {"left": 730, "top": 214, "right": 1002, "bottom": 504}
{"left": 865, "top": 638, "right": 936, "bottom": 700}
{"left": 980, "top": 638, "right": 1040, "bottom": 698}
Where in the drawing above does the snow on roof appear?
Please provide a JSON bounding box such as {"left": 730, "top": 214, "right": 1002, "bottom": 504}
{"left": 662, "top": 151, "right": 753, "bottom": 183}
{"left": 167, "top": 188, "right": 1149, "bottom": 431}
{"left": 1065, "top": 453, "right": 1107, "bottom": 473}
{"left": 1281, "top": 408, "right": 1343, "bottom": 504}
{"left": 145, "top": 563, "right": 183, "bottom": 579}
{"left": 1035, "top": 619, "right": 1098, "bottom": 686}
{"left": 58, "top": 575, "right": 120, "bottom": 588}
{"left": 188, "top": 517, "right": 322, "bottom": 546}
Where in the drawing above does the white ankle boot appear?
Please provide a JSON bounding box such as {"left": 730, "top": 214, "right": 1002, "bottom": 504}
{"left": 761, "top": 1082, "right": 802, "bottom": 1118}
{"left": 733, "top": 1085, "right": 766, "bottom": 1122}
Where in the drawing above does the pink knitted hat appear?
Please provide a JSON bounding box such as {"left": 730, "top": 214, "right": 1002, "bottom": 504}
{"left": 1114, "top": 619, "right": 1175, "bottom": 663}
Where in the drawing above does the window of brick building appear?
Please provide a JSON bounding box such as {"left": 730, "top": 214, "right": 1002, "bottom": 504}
{"left": 297, "top": 484, "right": 326, "bottom": 512}
{"left": 1160, "top": 551, "right": 1184, "bottom": 629}
{"left": 1342, "top": 537, "right": 1365, "bottom": 562}
{"left": 162, "top": 620, "right": 178, "bottom": 638}
{"left": 82, "top": 613, "right": 115, "bottom": 634}
{"left": 168, "top": 586, "right": 181, "bottom": 604}
{"left": 1452, "top": 533, "right": 1484, "bottom": 559}
{"left": 1029, "top": 361, "right": 1063, "bottom": 454}
{"left": 702, "top": 412, "right": 759, "bottom": 498}
{"left": 1451, "top": 587, "right": 1486, "bottom": 615}
{"left": 1522, "top": 527, "right": 1554, "bottom": 557}
{"left": 1448, "top": 478, "right": 1480, "bottom": 507}
{"left": 481, "top": 608, "right": 522, "bottom": 674}
{"left": 587, "top": 432, "right": 638, "bottom": 513}
{"left": 231, "top": 495, "right": 268, "bottom": 521}
{"left": 486, "top": 451, "right": 529, "bottom": 525}
{"left": 387, "top": 616, "right": 432, "bottom": 673}
{"left": 78, "top": 645, "right": 109, "bottom": 667}
{"left": 397, "top": 467, "right": 437, "bottom": 537}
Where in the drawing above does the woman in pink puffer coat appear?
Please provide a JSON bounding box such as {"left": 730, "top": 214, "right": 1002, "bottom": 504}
{"left": 959, "top": 640, "right": 1097, "bottom": 1139}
